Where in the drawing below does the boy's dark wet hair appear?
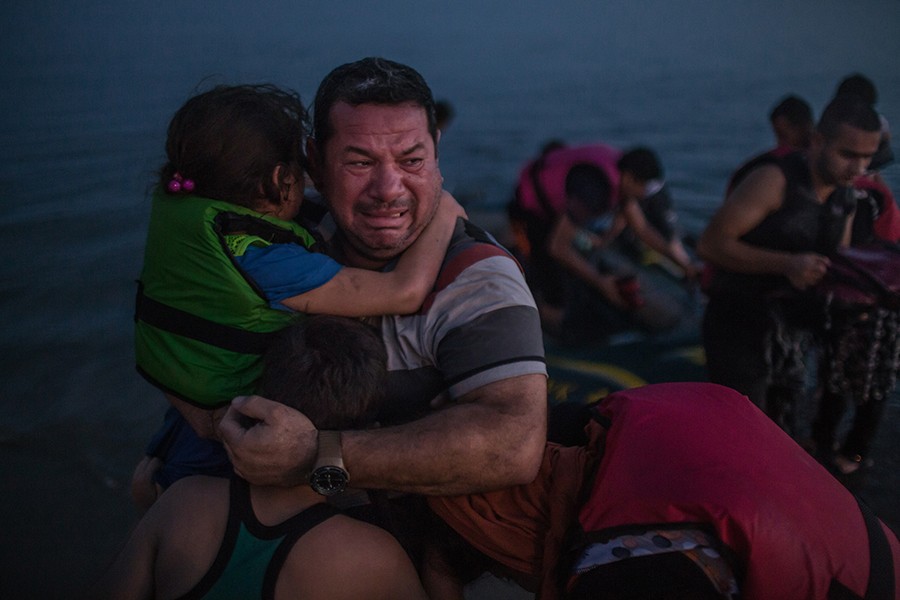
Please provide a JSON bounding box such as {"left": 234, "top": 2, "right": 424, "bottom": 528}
{"left": 817, "top": 95, "right": 881, "bottom": 140}
{"left": 617, "top": 147, "right": 663, "bottom": 182}
{"left": 260, "top": 315, "right": 387, "bottom": 431}
{"left": 769, "top": 95, "right": 813, "bottom": 128}
{"left": 835, "top": 73, "right": 878, "bottom": 106}
{"left": 161, "top": 84, "right": 309, "bottom": 210}
{"left": 312, "top": 57, "right": 438, "bottom": 157}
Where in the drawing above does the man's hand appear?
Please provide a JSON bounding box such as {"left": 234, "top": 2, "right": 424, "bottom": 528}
{"left": 218, "top": 395, "right": 318, "bottom": 487}
{"left": 784, "top": 253, "right": 830, "bottom": 290}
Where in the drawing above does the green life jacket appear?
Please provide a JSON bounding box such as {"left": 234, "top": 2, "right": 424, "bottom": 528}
{"left": 134, "top": 190, "right": 318, "bottom": 408}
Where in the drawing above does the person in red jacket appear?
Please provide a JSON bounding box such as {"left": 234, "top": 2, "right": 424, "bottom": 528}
{"left": 423, "top": 383, "right": 899, "bottom": 600}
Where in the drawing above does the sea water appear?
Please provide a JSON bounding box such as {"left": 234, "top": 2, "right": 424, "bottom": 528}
{"left": 1, "top": 0, "right": 898, "bottom": 568}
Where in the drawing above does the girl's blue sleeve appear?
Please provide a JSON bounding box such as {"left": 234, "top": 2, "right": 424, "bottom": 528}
{"left": 235, "top": 244, "right": 343, "bottom": 311}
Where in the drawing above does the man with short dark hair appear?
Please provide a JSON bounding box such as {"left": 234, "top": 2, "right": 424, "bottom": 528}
{"left": 698, "top": 96, "right": 883, "bottom": 430}
{"left": 769, "top": 94, "right": 815, "bottom": 152}
{"left": 509, "top": 142, "right": 696, "bottom": 343}
{"left": 726, "top": 95, "right": 815, "bottom": 196}
{"left": 218, "top": 58, "right": 548, "bottom": 557}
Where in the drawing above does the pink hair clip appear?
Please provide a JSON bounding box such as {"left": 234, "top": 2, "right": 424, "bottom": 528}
{"left": 167, "top": 172, "right": 195, "bottom": 193}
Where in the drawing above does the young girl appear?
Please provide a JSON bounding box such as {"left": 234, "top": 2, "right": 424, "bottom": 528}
{"left": 132, "top": 84, "right": 461, "bottom": 508}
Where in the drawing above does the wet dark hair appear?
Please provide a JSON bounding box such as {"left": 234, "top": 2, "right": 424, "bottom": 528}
{"left": 565, "top": 164, "right": 613, "bottom": 213}
{"left": 817, "top": 95, "right": 881, "bottom": 140}
{"left": 617, "top": 147, "right": 663, "bottom": 182}
{"left": 312, "top": 57, "right": 438, "bottom": 157}
{"left": 160, "top": 84, "right": 309, "bottom": 210}
{"left": 769, "top": 95, "right": 813, "bottom": 127}
{"left": 835, "top": 73, "right": 878, "bottom": 106}
{"left": 259, "top": 316, "right": 387, "bottom": 430}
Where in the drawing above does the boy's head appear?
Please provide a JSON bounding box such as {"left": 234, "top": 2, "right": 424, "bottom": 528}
{"left": 260, "top": 316, "right": 387, "bottom": 430}
{"left": 617, "top": 147, "right": 664, "bottom": 202}
{"left": 161, "top": 84, "right": 309, "bottom": 211}
{"left": 769, "top": 95, "right": 814, "bottom": 150}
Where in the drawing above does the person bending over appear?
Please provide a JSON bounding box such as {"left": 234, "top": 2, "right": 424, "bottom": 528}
{"left": 423, "top": 383, "right": 899, "bottom": 600}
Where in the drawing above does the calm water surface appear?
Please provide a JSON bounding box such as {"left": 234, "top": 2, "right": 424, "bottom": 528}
{"left": 1, "top": 0, "right": 898, "bottom": 500}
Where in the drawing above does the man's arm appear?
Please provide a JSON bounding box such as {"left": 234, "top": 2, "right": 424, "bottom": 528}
{"left": 621, "top": 199, "right": 695, "bottom": 277}
{"left": 219, "top": 373, "right": 547, "bottom": 495}
{"left": 696, "top": 164, "right": 831, "bottom": 290}
{"left": 220, "top": 239, "right": 548, "bottom": 495}
{"left": 344, "top": 373, "right": 547, "bottom": 494}
{"left": 546, "top": 213, "right": 628, "bottom": 308}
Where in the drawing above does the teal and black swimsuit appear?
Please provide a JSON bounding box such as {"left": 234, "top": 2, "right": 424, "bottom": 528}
{"left": 179, "top": 477, "right": 338, "bottom": 600}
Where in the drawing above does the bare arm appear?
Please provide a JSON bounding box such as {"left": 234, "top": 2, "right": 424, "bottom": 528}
{"left": 546, "top": 213, "right": 628, "bottom": 309}
{"left": 281, "top": 192, "right": 465, "bottom": 316}
{"left": 286, "top": 516, "right": 429, "bottom": 600}
{"left": 621, "top": 199, "right": 694, "bottom": 276}
{"left": 90, "top": 505, "right": 161, "bottom": 599}
{"left": 219, "top": 373, "right": 547, "bottom": 495}
{"left": 696, "top": 165, "right": 831, "bottom": 290}
{"left": 165, "top": 392, "right": 227, "bottom": 440}
{"left": 343, "top": 373, "right": 547, "bottom": 494}
{"left": 92, "top": 478, "right": 227, "bottom": 600}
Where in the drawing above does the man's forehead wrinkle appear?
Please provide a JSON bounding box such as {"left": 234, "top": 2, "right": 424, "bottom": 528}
{"left": 339, "top": 125, "right": 426, "bottom": 154}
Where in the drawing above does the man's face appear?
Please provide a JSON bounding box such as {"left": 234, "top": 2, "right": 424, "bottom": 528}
{"left": 315, "top": 102, "right": 442, "bottom": 267}
{"left": 813, "top": 123, "right": 881, "bottom": 187}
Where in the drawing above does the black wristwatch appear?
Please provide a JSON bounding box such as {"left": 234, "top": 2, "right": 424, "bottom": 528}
{"left": 308, "top": 430, "right": 349, "bottom": 496}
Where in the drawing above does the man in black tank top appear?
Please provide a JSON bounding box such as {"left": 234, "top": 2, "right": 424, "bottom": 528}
{"left": 697, "top": 96, "right": 882, "bottom": 433}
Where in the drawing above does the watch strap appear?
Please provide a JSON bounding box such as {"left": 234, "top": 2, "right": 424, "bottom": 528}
{"left": 314, "top": 430, "right": 345, "bottom": 470}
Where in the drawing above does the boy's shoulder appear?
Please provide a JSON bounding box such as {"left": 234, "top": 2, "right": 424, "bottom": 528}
{"left": 278, "top": 513, "right": 426, "bottom": 599}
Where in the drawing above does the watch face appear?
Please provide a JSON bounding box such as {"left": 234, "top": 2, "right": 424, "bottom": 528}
{"left": 309, "top": 465, "right": 349, "bottom": 496}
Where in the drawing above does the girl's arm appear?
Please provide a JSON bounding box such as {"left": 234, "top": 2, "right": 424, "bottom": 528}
{"left": 281, "top": 191, "right": 465, "bottom": 316}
